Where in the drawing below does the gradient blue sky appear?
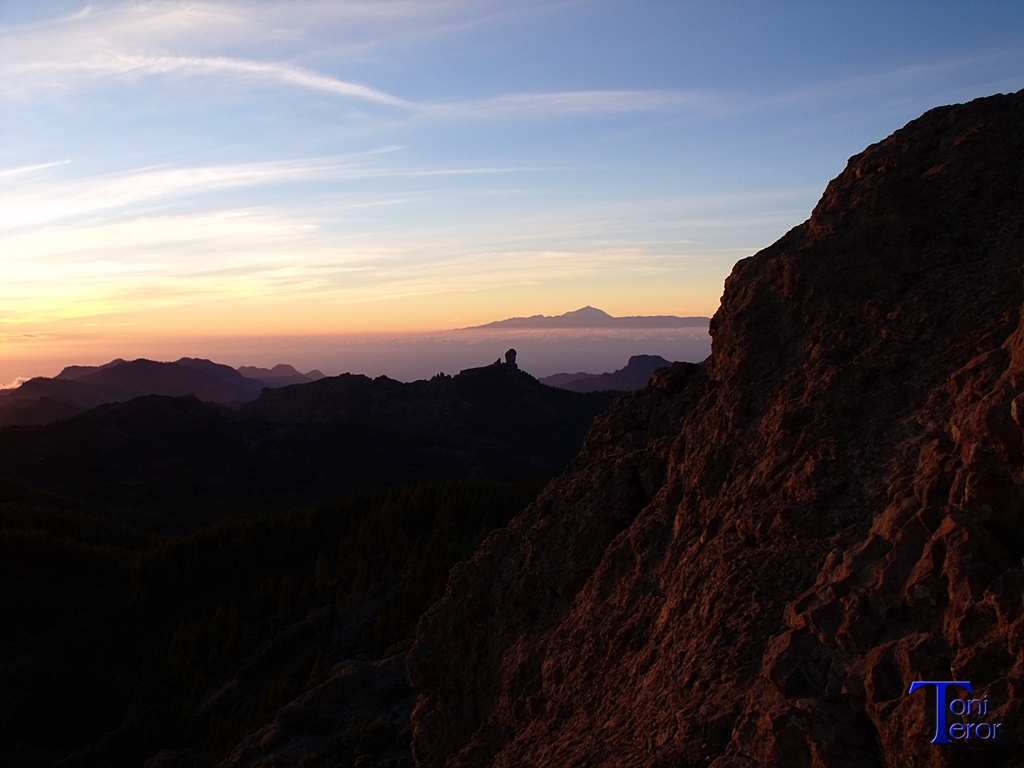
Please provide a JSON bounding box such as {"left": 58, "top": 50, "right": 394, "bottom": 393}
{"left": 2, "top": 1, "right": 1023, "bottom": 380}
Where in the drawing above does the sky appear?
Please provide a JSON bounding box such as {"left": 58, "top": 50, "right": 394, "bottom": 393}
{"left": 2, "top": 1, "right": 1024, "bottom": 381}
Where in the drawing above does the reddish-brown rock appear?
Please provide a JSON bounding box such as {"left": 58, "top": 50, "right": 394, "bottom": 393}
{"left": 407, "top": 90, "right": 1024, "bottom": 767}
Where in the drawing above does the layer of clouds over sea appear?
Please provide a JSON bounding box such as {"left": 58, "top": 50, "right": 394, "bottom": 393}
{"left": 0, "top": 328, "right": 712, "bottom": 385}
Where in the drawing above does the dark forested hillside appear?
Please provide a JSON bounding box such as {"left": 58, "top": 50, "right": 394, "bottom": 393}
{"left": 0, "top": 360, "right": 614, "bottom": 767}
{"left": 1, "top": 479, "right": 541, "bottom": 767}
{"left": 0, "top": 363, "right": 616, "bottom": 529}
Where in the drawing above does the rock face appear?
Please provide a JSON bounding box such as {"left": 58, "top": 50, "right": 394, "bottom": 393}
{"left": 407, "top": 91, "right": 1024, "bottom": 767}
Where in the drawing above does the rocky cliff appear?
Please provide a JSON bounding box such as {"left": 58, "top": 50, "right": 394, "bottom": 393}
{"left": 407, "top": 91, "right": 1024, "bottom": 767}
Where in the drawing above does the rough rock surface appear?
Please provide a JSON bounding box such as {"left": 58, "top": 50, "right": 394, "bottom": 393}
{"left": 222, "top": 654, "right": 415, "bottom": 768}
{"left": 407, "top": 90, "right": 1024, "bottom": 768}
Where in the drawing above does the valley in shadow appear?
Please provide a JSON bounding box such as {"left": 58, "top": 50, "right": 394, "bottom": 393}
{"left": 0, "top": 357, "right": 627, "bottom": 767}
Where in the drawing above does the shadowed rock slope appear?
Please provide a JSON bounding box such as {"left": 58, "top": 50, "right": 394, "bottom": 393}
{"left": 408, "top": 91, "right": 1024, "bottom": 767}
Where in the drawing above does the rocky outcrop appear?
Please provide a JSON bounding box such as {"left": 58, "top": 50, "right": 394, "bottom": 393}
{"left": 407, "top": 91, "right": 1024, "bottom": 767}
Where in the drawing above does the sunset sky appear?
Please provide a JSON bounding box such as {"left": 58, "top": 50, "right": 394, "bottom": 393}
{"left": 2, "top": 1, "right": 1024, "bottom": 381}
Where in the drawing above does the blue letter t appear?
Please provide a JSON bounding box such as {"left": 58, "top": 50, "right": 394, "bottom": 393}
{"left": 908, "top": 680, "right": 973, "bottom": 744}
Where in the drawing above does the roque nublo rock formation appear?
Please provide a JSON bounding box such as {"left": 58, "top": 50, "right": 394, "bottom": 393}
{"left": 407, "top": 91, "right": 1024, "bottom": 767}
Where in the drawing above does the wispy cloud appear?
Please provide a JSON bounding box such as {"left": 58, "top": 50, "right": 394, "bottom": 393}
{"left": 0, "top": 209, "right": 325, "bottom": 262}
{"left": 5, "top": 50, "right": 413, "bottom": 106}
{"left": 3, "top": 33, "right": 713, "bottom": 119}
{"left": 0, "top": 0, "right": 509, "bottom": 103}
{"left": 0, "top": 1, "right": 695, "bottom": 116}
{"left": 0, "top": 160, "right": 72, "bottom": 177}
{"left": 422, "top": 89, "right": 728, "bottom": 119}
{"left": 0, "top": 160, "right": 319, "bottom": 230}
{"left": 0, "top": 187, "right": 785, "bottom": 328}
{"left": 10, "top": 43, "right": 1017, "bottom": 125}
{"left": 0, "top": 152, "right": 562, "bottom": 232}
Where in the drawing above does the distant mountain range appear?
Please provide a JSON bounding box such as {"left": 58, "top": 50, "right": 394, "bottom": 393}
{"left": 462, "top": 306, "right": 710, "bottom": 330}
{"left": 238, "top": 363, "right": 325, "bottom": 386}
{"left": 0, "top": 349, "right": 679, "bottom": 428}
{"left": 540, "top": 354, "right": 672, "bottom": 392}
{"left": 0, "top": 358, "right": 324, "bottom": 427}
{"left": 0, "top": 361, "right": 617, "bottom": 519}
